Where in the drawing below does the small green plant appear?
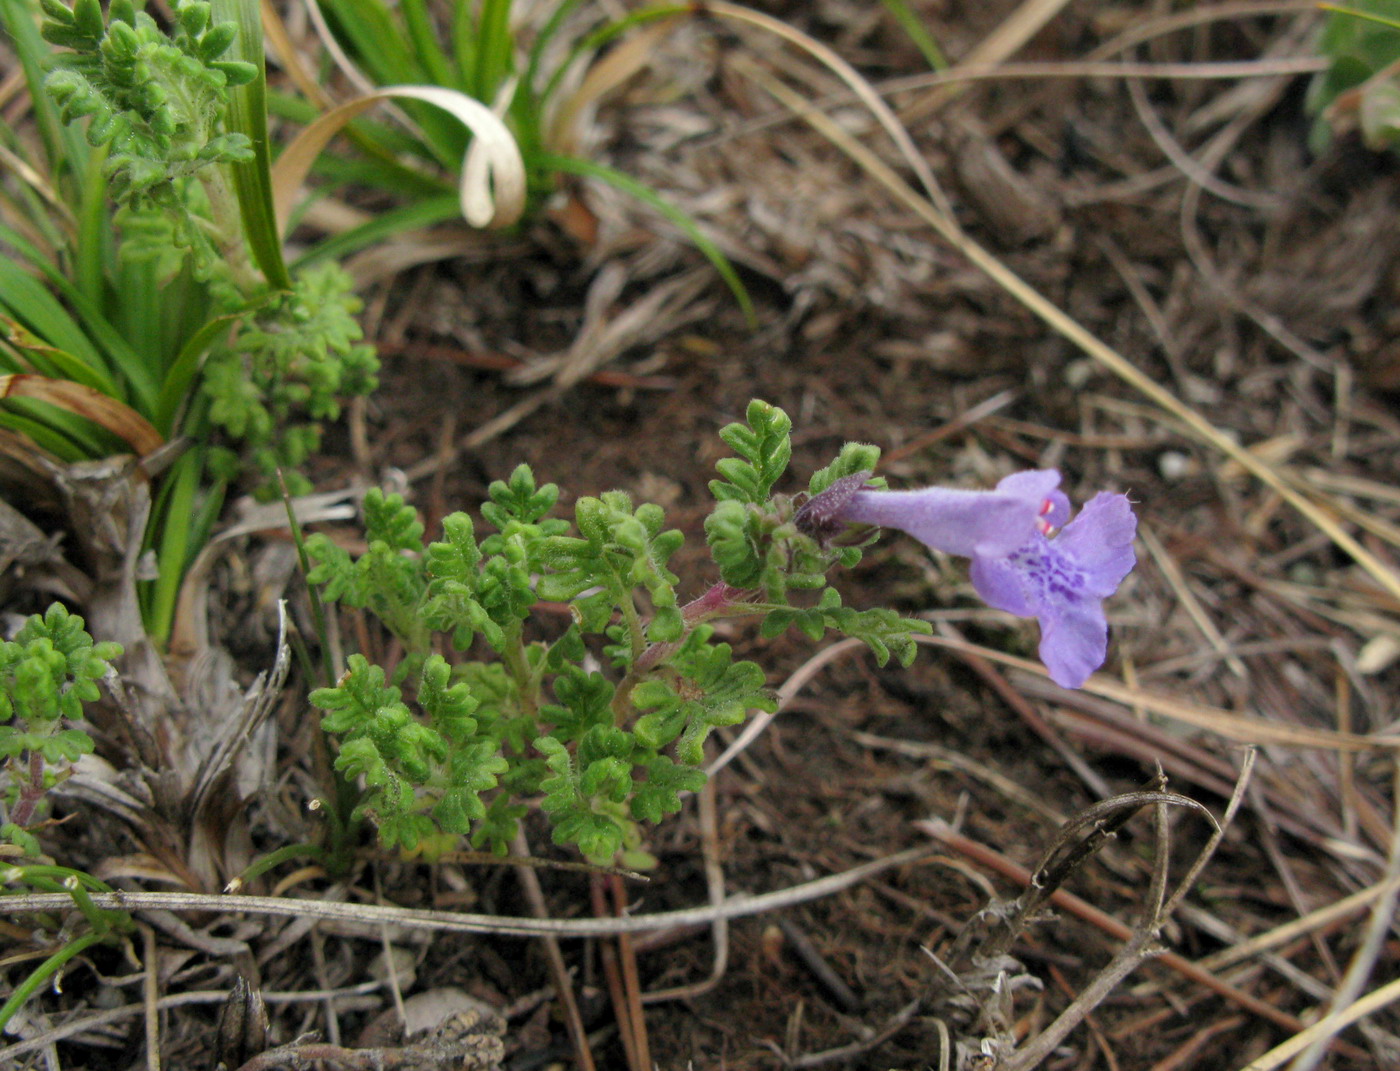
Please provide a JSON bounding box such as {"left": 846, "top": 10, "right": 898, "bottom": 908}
{"left": 0, "top": 604, "right": 140, "bottom": 1034}
{"left": 305, "top": 401, "right": 926, "bottom": 865}
{"left": 0, "top": 603, "right": 119, "bottom": 856}
{"left": 0, "top": 0, "right": 379, "bottom": 640}
{"left": 1309, "top": 1, "right": 1400, "bottom": 151}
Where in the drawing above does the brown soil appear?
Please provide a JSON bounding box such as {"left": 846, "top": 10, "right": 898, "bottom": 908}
{"left": 9, "top": 1, "right": 1400, "bottom": 1069}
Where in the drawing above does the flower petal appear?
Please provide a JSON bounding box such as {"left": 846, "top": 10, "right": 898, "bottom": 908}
{"left": 1038, "top": 599, "right": 1109, "bottom": 689}
{"left": 1055, "top": 493, "right": 1137, "bottom": 597}
{"left": 969, "top": 553, "right": 1035, "bottom": 616}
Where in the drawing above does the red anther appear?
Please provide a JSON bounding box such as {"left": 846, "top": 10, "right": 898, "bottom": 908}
{"left": 1038, "top": 519, "right": 1054, "bottom": 535}
{"left": 1039, "top": 498, "right": 1054, "bottom": 516}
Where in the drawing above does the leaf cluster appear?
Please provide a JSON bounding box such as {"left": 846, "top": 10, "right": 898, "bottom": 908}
{"left": 0, "top": 0, "right": 380, "bottom": 639}
{"left": 205, "top": 263, "right": 379, "bottom": 497}
{"left": 0, "top": 604, "right": 120, "bottom": 850}
{"left": 701, "top": 401, "right": 924, "bottom": 661}
{"left": 41, "top": 0, "right": 256, "bottom": 261}
{"left": 307, "top": 404, "right": 931, "bottom": 865}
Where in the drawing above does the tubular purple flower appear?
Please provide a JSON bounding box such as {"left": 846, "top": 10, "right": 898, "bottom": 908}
{"left": 837, "top": 469, "right": 1063, "bottom": 557}
{"left": 803, "top": 469, "right": 1137, "bottom": 689}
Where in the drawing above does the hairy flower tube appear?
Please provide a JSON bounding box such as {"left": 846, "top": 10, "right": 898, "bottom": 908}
{"left": 799, "top": 470, "right": 1137, "bottom": 688}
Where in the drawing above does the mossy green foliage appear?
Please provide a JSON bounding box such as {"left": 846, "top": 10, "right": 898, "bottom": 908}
{"left": 307, "top": 402, "right": 931, "bottom": 865}
{"left": 40, "top": 0, "right": 255, "bottom": 280}
{"left": 205, "top": 262, "right": 379, "bottom": 497}
{"left": 0, "top": 604, "right": 120, "bottom": 854}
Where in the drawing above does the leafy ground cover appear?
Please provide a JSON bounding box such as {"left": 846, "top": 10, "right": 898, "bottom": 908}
{"left": 4, "top": 1, "right": 1400, "bottom": 1069}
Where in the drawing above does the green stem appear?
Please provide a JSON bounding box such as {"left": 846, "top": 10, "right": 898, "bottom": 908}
{"left": 502, "top": 626, "right": 540, "bottom": 722}
{"left": 196, "top": 163, "right": 262, "bottom": 297}
{"left": 0, "top": 930, "right": 107, "bottom": 1034}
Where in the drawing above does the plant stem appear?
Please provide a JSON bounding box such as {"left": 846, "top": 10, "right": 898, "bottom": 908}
{"left": 197, "top": 163, "right": 261, "bottom": 296}
{"left": 8, "top": 750, "right": 47, "bottom": 830}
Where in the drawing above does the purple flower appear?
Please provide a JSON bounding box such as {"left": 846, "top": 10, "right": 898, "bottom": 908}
{"left": 802, "top": 469, "right": 1137, "bottom": 688}
{"left": 968, "top": 492, "right": 1136, "bottom": 688}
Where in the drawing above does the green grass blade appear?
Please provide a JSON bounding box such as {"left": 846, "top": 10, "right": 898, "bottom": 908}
{"left": 879, "top": 0, "right": 948, "bottom": 71}
{"left": 0, "top": 931, "right": 108, "bottom": 1035}
{"left": 474, "top": 0, "right": 515, "bottom": 102}
{"left": 536, "top": 152, "right": 755, "bottom": 324}
{"left": 0, "top": 325, "right": 121, "bottom": 396}
{"left": 0, "top": 398, "right": 117, "bottom": 458}
{"left": 399, "top": 0, "right": 455, "bottom": 87}
{"left": 290, "top": 194, "right": 462, "bottom": 269}
{"left": 450, "top": 0, "right": 478, "bottom": 90}
{"left": 142, "top": 447, "right": 211, "bottom": 643}
{"left": 0, "top": 257, "right": 118, "bottom": 394}
{"left": 0, "top": 408, "right": 90, "bottom": 461}
{"left": 111, "top": 256, "right": 165, "bottom": 375}
{"left": 0, "top": 225, "right": 155, "bottom": 407}
{"left": 1321, "top": 3, "right": 1400, "bottom": 32}
{"left": 0, "top": 0, "right": 89, "bottom": 187}
{"left": 321, "top": 0, "right": 420, "bottom": 85}
{"left": 72, "top": 144, "right": 113, "bottom": 307}
{"left": 211, "top": 0, "right": 292, "bottom": 289}
{"left": 153, "top": 311, "right": 241, "bottom": 435}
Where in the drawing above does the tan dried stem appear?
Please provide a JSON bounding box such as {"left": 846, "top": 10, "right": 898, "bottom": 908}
{"left": 641, "top": 775, "right": 730, "bottom": 1003}
{"left": 899, "top": 0, "right": 1076, "bottom": 122}
{"left": 703, "top": 1, "right": 957, "bottom": 226}
{"left": 510, "top": 829, "right": 596, "bottom": 1071}
{"left": 0, "top": 845, "right": 937, "bottom": 935}
{"left": 1284, "top": 760, "right": 1400, "bottom": 1071}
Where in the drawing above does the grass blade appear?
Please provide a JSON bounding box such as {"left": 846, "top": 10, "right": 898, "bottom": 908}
{"left": 537, "top": 152, "right": 755, "bottom": 324}
{"left": 211, "top": 0, "right": 292, "bottom": 290}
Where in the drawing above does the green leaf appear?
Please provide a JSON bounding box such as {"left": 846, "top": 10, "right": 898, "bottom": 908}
{"left": 536, "top": 492, "right": 681, "bottom": 628}
{"left": 808, "top": 443, "right": 882, "bottom": 496}
{"left": 432, "top": 739, "right": 508, "bottom": 832}
{"left": 709, "top": 399, "right": 792, "bottom": 504}
{"left": 312, "top": 654, "right": 403, "bottom": 735}
{"left": 633, "top": 628, "right": 775, "bottom": 765}
{"left": 542, "top": 665, "right": 615, "bottom": 742}
{"left": 208, "top": 0, "right": 291, "bottom": 288}
{"left": 761, "top": 588, "right": 932, "bottom": 668}
{"left": 470, "top": 794, "right": 527, "bottom": 856}
{"left": 704, "top": 498, "right": 762, "bottom": 589}
{"left": 631, "top": 754, "right": 706, "bottom": 824}
{"left": 480, "top": 464, "right": 560, "bottom": 531}
{"left": 418, "top": 654, "right": 478, "bottom": 743}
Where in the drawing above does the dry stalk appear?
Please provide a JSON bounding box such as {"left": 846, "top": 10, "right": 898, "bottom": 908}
{"left": 640, "top": 775, "right": 730, "bottom": 1003}
{"left": 995, "top": 753, "right": 1254, "bottom": 1070}
{"left": 1283, "top": 760, "right": 1400, "bottom": 1071}
{"left": 511, "top": 830, "right": 595, "bottom": 1071}
{"left": 0, "top": 845, "right": 938, "bottom": 936}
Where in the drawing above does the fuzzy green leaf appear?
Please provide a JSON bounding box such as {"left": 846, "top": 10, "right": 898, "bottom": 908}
{"left": 709, "top": 400, "right": 792, "bottom": 505}
{"left": 630, "top": 754, "right": 706, "bottom": 824}
{"left": 633, "top": 628, "right": 775, "bottom": 765}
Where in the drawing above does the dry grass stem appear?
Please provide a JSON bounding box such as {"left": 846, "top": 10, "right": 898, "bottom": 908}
{"left": 0, "top": 845, "right": 940, "bottom": 936}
